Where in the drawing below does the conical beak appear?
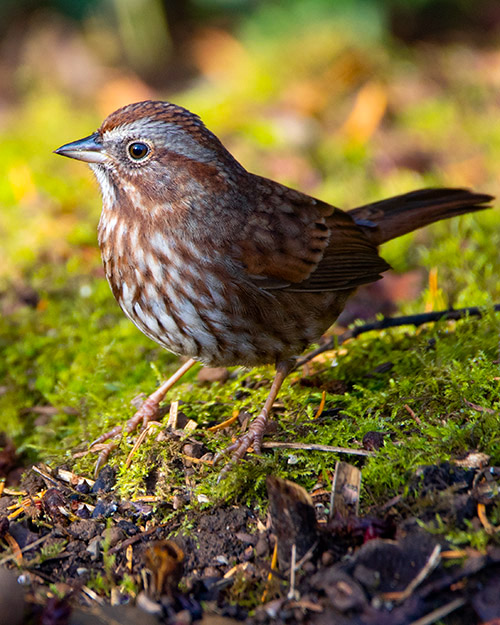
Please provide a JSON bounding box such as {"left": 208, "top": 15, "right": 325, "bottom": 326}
{"left": 54, "top": 132, "right": 108, "bottom": 164}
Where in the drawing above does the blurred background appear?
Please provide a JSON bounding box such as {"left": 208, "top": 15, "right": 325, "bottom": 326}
{"left": 1, "top": 0, "right": 500, "bottom": 312}
{"left": 1, "top": 0, "right": 500, "bottom": 454}
{"left": 2, "top": 0, "right": 500, "bottom": 302}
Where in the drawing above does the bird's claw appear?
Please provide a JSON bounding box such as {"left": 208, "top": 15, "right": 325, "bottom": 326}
{"left": 89, "top": 425, "right": 124, "bottom": 449}
{"left": 214, "top": 411, "right": 268, "bottom": 481}
{"left": 92, "top": 441, "right": 119, "bottom": 477}
{"left": 88, "top": 397, "right": 161, "bottom": 475}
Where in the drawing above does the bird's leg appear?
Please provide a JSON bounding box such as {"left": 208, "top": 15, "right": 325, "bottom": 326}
{"left": 215, "top": 359, "right": 294, "bottom": 478}
{"left": 90, "top": 358, "right": 198, "bottom": 474}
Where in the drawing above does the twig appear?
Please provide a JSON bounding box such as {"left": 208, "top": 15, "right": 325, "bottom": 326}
{"left": 261, "top": 441, "right": 374, "bottom": 457}
{"left": 404, "top": 403, "right": 422, "bottom": 426}
{"left": 108, "top": 523, "right": 166, "bottom": 555}
{"left": 0, "top": 534, "right": 51, "bottom": 567}
{"left": 380, "top": 544, "right": 441, "bottom": 603}
{"left": 124, "top": 421, "right": 161, "bottom": 469}
{"left": 81, "top": 586, "right": 105, "bottom": 605}
{"left": 407, "top": 597, "right": 466, "bottom": 625}
{"left": 287, "top": 544, "right": 298, "bottom": 600}
{"left": 291, "top": 540, "right": 318, "bottom": 573}
{"left": 296, "top": 304, "right": 500, "bottom": 368}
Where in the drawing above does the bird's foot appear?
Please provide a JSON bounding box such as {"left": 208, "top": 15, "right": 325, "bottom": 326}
{"left": 214, "top": 409, "right": 269, "bottom": 481}
{"left": 87, "top": 358, "right": 198, "bottom": 476}
{"left": 90, "top": 394, "right": 161, "bottom": 476}
{"left": 213, "top": 359, "right": 294, "bottom": 481}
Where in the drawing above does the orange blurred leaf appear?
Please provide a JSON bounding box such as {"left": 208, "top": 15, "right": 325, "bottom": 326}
{"left": 341, "top": 81, "right": 387, "bottom": 143}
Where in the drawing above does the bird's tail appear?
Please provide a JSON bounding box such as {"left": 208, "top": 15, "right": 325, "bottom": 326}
{"left": 348, "top": 188, "right": 493, "bottom": 247}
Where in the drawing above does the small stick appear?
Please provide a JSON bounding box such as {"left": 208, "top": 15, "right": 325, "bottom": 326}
{"left": 287, "top": 544, "right": 298, "bottom": 600}
{"left": 407, "top": 597, "right": 466, "bottom": 625}
{"left": 0, "top": 534, "right": 51, "bottom": 567}
{"left": 380, "top": 544, "right": 441, "bottom": 603}
{"left": 125, "top": 421, "right": 161, "bottom": 468}
{"left": 404, "top": 403, "right": 422, "bottom": 426}
{"left": 262, "top": 441, "right": 374, "bottom": 457}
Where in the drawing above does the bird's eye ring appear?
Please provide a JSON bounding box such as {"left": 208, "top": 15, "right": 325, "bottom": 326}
{"left": 127, "top": 142, "right": 150, "bottom": 160}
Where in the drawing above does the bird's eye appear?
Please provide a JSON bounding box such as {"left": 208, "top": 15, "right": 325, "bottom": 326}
{"left": 127, "top": 142, "right": 150, "bottom": 160}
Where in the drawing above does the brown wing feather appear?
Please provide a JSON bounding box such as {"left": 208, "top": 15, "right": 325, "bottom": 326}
{"left": 235, "top": 176, "right": 390, "bottom": 293}
{"left": 284, "top": 209, "right": 390, "bottom": 292}
{"left": 235, "top": 176, "right": 333, "bottom": 285}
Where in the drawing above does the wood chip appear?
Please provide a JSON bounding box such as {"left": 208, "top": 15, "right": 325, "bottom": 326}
{"left": 266, "top": 476, "right": 318, "bottom": 571}
{"left": 330, "top": 461, "right": 362, "bottom": 519}
{"left": 166, "top": 400, "right": 179, "bottom": 429}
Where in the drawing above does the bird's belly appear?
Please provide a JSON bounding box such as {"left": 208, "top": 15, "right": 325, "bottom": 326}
{"left": 115, "top": 278, "right": 226, "bottom": 363}
{"left": 117, "top": 286, "right": 350, "bottom": 369}
{"left": 104, "top": 259, "right": 266, "bottom": 365}
{"left": 103, "top": 246, "right": 352, "bottom": 367}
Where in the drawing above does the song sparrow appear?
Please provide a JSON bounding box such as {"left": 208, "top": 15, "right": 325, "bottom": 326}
{"left": 55, "top": 100, "right": 492, "bottom": 476}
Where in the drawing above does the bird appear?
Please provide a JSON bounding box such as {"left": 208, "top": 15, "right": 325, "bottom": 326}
{"left": 54, "top": 100, "right": 493, "bottom": 476}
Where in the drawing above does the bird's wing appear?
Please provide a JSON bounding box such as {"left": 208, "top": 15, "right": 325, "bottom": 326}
{"left": 233, "top": 177, "right": 390, "bottom": 293}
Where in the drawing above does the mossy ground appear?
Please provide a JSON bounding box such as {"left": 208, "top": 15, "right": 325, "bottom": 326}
{"left": 1, "top": 9, "right": 500, "bottom": 556}
{"left": 2, "top": 276, "right": 499, "bottom": 514}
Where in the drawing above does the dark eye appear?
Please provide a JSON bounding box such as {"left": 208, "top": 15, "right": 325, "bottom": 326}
{"left": 128, "top": 142, "right": 150, "bottom": 160}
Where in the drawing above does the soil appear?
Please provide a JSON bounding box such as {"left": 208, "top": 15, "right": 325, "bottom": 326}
{"left": 0, "top": 444, "right": 499, "bottom": 625}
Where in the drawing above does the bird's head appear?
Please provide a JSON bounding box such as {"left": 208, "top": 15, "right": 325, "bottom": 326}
{"left": 55, "top": 100, "right": 242, "bottom": 211}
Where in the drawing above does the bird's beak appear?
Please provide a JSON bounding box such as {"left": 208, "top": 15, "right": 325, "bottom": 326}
{"left": 54, "top": 132, "right": 108, "bottom": 164}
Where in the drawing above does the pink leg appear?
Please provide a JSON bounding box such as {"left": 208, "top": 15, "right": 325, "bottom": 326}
{"left": 90, "top": 358, "right": 198, "bottom": 475}
{"left": 214, "top": 359, "right": 294, "bottom": 479}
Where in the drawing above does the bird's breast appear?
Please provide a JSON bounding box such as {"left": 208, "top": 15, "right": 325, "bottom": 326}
{"left": 97, "top": 215, "right": 278, "bottom": 365}
{"left": 97, "top": 212, "right": 344, "bottom": 367}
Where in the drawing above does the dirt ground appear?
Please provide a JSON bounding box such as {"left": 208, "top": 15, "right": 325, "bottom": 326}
{"left": 0, "top": 439, "right": 499, "bottom": 625}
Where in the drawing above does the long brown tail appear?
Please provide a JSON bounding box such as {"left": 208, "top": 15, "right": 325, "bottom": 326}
{"left": 348, "top": 188, "right": 493, "bottom": 247}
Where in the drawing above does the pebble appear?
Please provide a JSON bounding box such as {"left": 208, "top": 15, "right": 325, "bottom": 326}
{"left": 92, "top": 500, "right": 118, "bottom": 518}
{"left": 242, "top": 546, "right": 254, "bottom": 562}
{"left": 235, "top": 532, "right": 257, "bottom": 546}
{"left": 86, "top": 535, "right": 102, "bottom": 559}
{"left": 102, "top": 526, "right": 126, "bottom": 548}
{"left": 321, "top": 550, "right": 335, "bottom": 566}
{"left": 255, "top": 535, "right": 269, "bottom": 558}
{"left": 91, "top": 465, "right": 116, "bottom": 493}
{"left": 203, "top": 566, "right": 221, "bottom": 578}
{"left": 173, "top": 610, "right": 192, "bottom": 625}
{"left": 136, "top": 592, "right": 162, "bottom": 615}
